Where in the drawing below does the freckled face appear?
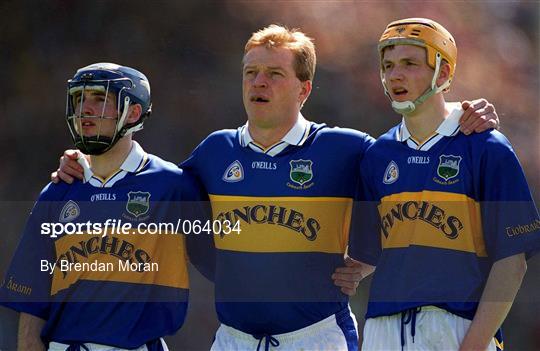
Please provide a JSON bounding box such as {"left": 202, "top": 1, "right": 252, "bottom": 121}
{"left": 242, "top": 46, "right": 308, "bottom": 129}
{"left": 382, "top": 45, "right": 434, "bottom": 102}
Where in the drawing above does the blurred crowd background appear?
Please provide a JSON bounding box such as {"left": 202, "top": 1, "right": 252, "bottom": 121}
{"left": 0, "top": 1, "right": 538, "bottom": 350}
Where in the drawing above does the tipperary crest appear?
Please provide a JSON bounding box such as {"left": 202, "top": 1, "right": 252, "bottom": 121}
{"left": 289, "top": 159, "right": 313, "bottom": 185}
{"left": 383, "top": 161, "right": 399, "bottom": 184}
{"left": 437, "top": 155, "right": 462, "bottom": 181}
{"left": 222, "top": 160, "right": 244, "bottom": 183}
{"left": 59, "top": 200, "right": 80, "bottom": 222}
{"left": 126, "top": 191, "right": 151, "bottom": 217}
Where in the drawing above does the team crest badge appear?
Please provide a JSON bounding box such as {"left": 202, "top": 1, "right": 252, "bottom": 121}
{"left": 126, "top": 191, "right": 151, "bottom": 217}
{"left": 383, "top": 161, "right": 399, "bottom": 184}
{"left": 59, "top": 200, "right": 80, "bottom": 222}
{"left": 222, "top": 160, "right": 244, "bottom": 183}
{"left": 289, "top": 159, "right": 313, "bottom": 185}
{"left": 437, "top": 155, "right": 462, "bottom": 181}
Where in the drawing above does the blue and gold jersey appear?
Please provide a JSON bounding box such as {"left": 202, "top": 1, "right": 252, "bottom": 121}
{"left": 349, "top": 111, "right": 540, "bottom": 320}
{"left": 0, "top": 143, "right": 202, "bottom": 348}
{"left": 182, "top": 121, "right": 374, "bottom": 334}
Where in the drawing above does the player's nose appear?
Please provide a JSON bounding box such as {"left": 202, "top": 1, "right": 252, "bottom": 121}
{"left": 252, "top": 72, "right": 268, "bottom": 88}
{"left": 80, "top": 100, "right": 97, "bottom": 116}
{"left": 388, "top": 66, "right": 405, "bottom": 81}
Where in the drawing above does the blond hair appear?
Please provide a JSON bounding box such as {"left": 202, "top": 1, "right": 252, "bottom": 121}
{"left": 244, "top": 24, "right": 316, "bottom": 82}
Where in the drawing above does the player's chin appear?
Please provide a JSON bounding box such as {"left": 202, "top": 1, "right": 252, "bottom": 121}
{"left": 248, "top": 102, "right": 272, "bottom": 112}
{"left": 391, "top": 93, "right": 410, "bottom": 102}
{"left": 80, "top": 131, "right": 113, "bottom": 138}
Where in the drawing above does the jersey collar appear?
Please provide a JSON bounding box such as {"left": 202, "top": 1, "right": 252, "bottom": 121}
{"left": 240, "top": 114, "right": 310, "bottom": 157}
{"left": 79, "top": 141, "right": 148, "bottom": 188}
{"left": 120, "top": 141, "right": 148, "bottom": 173}
{"left": 396, "top": 102, "right": 463, "bottom": 151}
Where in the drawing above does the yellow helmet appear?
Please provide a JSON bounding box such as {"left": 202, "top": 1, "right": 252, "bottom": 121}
{"left": 378, "top": 18, "right": 457, "bottom": 114}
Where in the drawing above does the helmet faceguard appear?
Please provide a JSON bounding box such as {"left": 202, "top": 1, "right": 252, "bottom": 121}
{"left": 378, "top": 18, "right": 457, "bottom": 115}
{"left": 66, "top": 63, "right": 152, "bottom": 155}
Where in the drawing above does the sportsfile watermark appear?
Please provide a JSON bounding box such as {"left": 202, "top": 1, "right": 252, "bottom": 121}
{"left": 1, "top": 200, "right": 539, "bottom": 303}
{"left": 41, "top": 219, "right": 241, "bottom": 238}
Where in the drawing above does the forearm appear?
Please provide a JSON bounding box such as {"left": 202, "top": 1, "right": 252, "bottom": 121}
{"left": 460, "top": 254, "right": 526, "bottom": 351}
{"left": 18, "top": 312, "right": 46, "bottom": 351}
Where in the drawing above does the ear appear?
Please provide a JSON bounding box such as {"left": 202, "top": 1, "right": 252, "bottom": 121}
{"left": 436, "top": 62, "right": 451, "bottom": 88}
{"left": 299, "top": 80, "right": 312, "bottom": 105}
{"left": 126, "top": 104, "right": 142, "bottom": 124}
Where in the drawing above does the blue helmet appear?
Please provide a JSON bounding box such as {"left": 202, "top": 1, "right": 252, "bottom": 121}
{"left": 66, "top": 62, "right": 152, "bottom": 155}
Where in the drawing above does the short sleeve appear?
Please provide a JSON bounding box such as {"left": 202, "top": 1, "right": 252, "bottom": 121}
{"left": 0, "top": 191, "right": 56, "bottom": 319}
{"left": 179, "top": 141, "right": 204, "bottom": 181}
{"left": 479, "top": 133, "right": 540, "bottom": 261}
{"left": 179, "top": 169, "right": 215, "bottom": 282}
{"left": 348, "top": 153, "right": 382, "bottom": 266}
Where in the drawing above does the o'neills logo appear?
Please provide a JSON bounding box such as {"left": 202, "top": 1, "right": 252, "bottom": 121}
{"left": 216, "top": 205, "right": 321, "bottom": 240}
{"left": 55, "top": 237, "right": 152, "bottom": 278}
{"left": 381, "top": 201, "right": 464, "bottom": 239}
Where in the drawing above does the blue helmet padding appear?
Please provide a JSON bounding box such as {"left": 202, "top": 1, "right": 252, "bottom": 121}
{"left": 69, "top": 62, "right": 151, "bottom": 116}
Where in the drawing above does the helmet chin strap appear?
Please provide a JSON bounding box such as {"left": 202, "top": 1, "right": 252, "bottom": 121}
{"left": 383, "top": 52, "right": 451, "bottom": 115}
{"left": 116, "top": 95, "right": 146, "bottom": 138}
{"left": 116, "top": 96, "right": 132, "bottom": 136}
